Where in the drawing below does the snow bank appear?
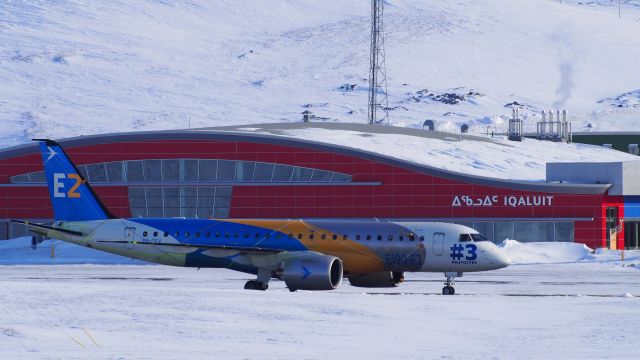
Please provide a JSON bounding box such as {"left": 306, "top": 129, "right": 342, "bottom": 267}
{"left": 0, "top": 237, "right": 146, "bottom": 265}
{"left": 499, "top": 239, "right": 594, "bottom": 264}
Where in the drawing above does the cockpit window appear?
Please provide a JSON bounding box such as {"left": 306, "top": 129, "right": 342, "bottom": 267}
{"left": 459, "top": 234, "right": 473, "bottom": 242}
{"left": 470, "top": 233, "right": 489, "bottom": 242}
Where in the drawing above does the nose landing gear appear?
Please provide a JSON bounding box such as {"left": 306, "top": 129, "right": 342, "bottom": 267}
{"left": 442, "top": 272, "right": 461, "bottom": 295}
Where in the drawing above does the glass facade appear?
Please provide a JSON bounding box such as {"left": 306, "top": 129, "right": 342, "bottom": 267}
{"left": 469, "top": 221, "right": 574, "bottom": 243}
{"left": 128, "top": 186, "right": 232, "bottom": 219}
{"left": 10, "top": 159, "right": 352, "bottom": 184}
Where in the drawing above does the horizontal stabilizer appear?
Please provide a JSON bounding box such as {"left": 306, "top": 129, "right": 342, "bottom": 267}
{"left": 10, "top": 220, "right": 85, "bottom": 236}
{"left": 96, "top": 240, "right": 285, "bottom": 254}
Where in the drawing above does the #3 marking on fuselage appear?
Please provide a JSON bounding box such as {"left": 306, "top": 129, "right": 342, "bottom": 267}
{"left": 449, "top": 243, "right": 477, "bottom": 264}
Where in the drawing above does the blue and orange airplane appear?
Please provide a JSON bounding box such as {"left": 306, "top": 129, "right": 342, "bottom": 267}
{"left": 13, "top": 140, "right": 510, "bottom": 294}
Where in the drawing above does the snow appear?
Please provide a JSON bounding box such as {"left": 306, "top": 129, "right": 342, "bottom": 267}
{"left": 1, "top": 262, "right": 639, "bottom": 359}
{"left": 500, "top": 239, "right": 595, "bottom": 264}
{"left": 0, "top": 237, "right": 146, "bottom": 265}
{"left": 2, "top": 238, "right": 640, "bottom": 358}
{"left": 224, "top": 124, "right": 637, "bottom": 180}
{"left": 2, "top": 1, "right": 640, "bottom": 147}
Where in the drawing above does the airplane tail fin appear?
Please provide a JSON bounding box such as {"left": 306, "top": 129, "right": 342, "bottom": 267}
{"left": 34, "top": 139, "right": 115, "bottom": 221}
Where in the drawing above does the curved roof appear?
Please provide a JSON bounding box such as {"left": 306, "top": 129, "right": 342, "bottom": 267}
{"left": 0, "top": 122, "right": 614, "bottom": 194}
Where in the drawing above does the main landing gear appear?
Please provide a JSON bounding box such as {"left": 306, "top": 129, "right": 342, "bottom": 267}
{"left": 442, "top": 272, "right": 461, "bottom": 295}
{"left": 244, "top": 268, "right": 271, "bottom": 291}
{"left": 244, "top": 280, "right": 268, "bottom": 291}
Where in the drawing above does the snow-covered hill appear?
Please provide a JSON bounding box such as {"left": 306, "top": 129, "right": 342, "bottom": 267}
{"left": 1, "top": 0, "right": 640, "bottom": 147}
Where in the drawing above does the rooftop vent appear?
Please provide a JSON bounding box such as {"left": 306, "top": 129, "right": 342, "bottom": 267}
{"left": 536, "top": 109, "right": 572, "bottom": 143}
{"left": 508, "top": 106, "right": 523, "bottom": 141}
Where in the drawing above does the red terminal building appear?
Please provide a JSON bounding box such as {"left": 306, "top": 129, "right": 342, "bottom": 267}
{"left": 1, "top": 122, "right": 638, "bottom": 249}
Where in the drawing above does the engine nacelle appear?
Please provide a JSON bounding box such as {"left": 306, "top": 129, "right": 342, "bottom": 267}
{"left": 280, "top": 254, "right": 343, "bottom": 291}
{"left": 348, "top": 271, "right": 404, "bottom": 288}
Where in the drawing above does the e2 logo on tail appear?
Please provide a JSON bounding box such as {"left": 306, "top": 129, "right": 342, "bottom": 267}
{"left": 53, "top": 173, "right": 83, "bottom": 198}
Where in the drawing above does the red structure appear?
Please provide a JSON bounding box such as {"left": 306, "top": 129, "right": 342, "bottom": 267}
{"left": 0, "top": 123, "right": 634, "bottom": 249}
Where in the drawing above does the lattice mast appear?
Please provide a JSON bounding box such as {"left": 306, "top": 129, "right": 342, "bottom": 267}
{"left": 367, "top": 0, "right": 389, "bottom": 125}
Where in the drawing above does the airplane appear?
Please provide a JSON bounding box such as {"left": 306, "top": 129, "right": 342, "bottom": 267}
{"left": 13, "top": 139, "right": 511, "bottom": 295}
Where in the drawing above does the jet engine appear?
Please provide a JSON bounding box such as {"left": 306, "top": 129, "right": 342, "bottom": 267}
{"left": 348, "top": 271, "right": 404, "bottom": 288}
{"left": 280, "top": 254, "right": 343, "bottom": 291}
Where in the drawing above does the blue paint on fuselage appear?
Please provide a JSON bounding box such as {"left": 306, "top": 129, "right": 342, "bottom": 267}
{"left": 126, "top": 218, "right": 308, "bottom": 252}
{"left": 183, "top": 249, "right": 258, "bottom": 274}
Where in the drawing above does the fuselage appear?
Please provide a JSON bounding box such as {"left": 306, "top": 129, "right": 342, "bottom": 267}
{"left": 52, "top": 218, "right": 510, "bottom": 277}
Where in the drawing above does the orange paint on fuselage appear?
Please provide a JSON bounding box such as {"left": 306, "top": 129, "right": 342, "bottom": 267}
{"left": 222, "top": 219, "right": 385, "bottom": 275}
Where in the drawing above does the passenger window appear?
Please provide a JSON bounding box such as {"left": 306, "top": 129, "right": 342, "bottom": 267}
{"left": 388, "top": 235, "right": 393, "bottom": 241}
{"left": 153, "top": 232, "right": 158, "bottom": 237}
{"left": 420, "top": 236, "right": 425, "bottom": 242}
{"left": 205, "top": 232, "right": 211, "bottom": 238}
{"left": 255, "top": 233, "right": 261, "bottom": 238}
{"left": 377, "top": 235, "right": 382, "bottom": 241}
{"left": 224, "top": 233, "right": 230, "bottom": 238}
{"left": 298, "top": 234, "right": 303, "bottom": 239}
{"left": 321, "top": 234, "right": 326, "bottom": 240}
{"left": 233, "top": 233, "right": 239, "bottom": 238}
{"left": 175, "top": 232, "right": 179, "bottom": 237}
{"left": 332, "top": 234, "right": 337, "bottom": 240}
{"left": 399, "top": 235, "right": 404, "bottom": 241}
{"left": 195, "top": 232, "right": 200, "bottom": 238}
{"left": 409, "top": 234, "right": 415, "bottom": 241}
{"left": 309, "top": 234, "right": 314, "bottom": 240}
{"left": 366, "top": 235, "right": 371, "bottom": 240}
{"left": 343, "top": 235, "right": 348, "bottom": 240}
{"left": 265, "top": 233, "right": 270, "bottom": 238}
{"left": 185, "top": 232, "right": 190, "bottom": 237}
{"left": 355, "top": 235, "right": 361, "bottom": 240}
{"left": 244, "top": 233, "right": 250, "bottom": 238}
{"left": 163, "top": 232, "right": 168, "bottom": 237}
{"left": 143, "top": 231, "right": 148, "bottom": 237}
{"left": 215, "top": 232, "right": 221, "bottom": 238}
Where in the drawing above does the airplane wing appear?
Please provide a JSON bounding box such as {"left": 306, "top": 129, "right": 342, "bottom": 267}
{"left": 95, "top": 240, "right": 285, "bottom": 254}
{"left": 10, "top": 220, "right": 85, "bottom": 236}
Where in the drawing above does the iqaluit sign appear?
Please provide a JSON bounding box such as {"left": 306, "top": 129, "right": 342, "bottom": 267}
{"left": 452, "top": 195, "right": 554, "bottom": 208}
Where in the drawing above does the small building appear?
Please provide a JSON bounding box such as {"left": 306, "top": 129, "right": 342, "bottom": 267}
{"left": 301, "top": 110, "right": 314, "bottom": 122}
{"left": 422, "top": 120, "right": 436, "bottom": 131}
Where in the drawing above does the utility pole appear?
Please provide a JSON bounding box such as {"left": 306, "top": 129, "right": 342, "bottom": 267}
{"left": 368, "top": 0, "right": 390, "bottom": 125}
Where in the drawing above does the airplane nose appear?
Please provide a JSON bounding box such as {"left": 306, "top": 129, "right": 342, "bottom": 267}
{"left": 493, "top": 250, "right": 511, "bottom": 268}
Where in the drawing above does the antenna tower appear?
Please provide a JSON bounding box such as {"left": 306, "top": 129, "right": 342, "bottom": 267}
{"left": 368, "top": 0, "right": 389, "bottom": 125}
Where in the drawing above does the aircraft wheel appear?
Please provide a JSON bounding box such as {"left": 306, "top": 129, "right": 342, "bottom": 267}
{"left": 442, "top": 286, "right": 454, "bottom": 295}
{"left": 244, "top": 280, "right": 268, "bottom": 291}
